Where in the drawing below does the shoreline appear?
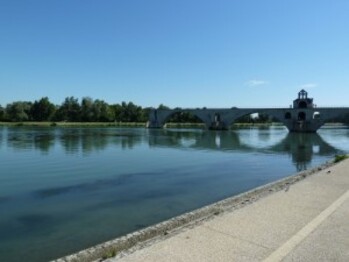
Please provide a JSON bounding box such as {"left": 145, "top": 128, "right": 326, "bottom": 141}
{"left": 54, "top": 159, "right": 337, "bottom": 262}
{"left": 0, "top": 121, "right": 147, "bottom": 128}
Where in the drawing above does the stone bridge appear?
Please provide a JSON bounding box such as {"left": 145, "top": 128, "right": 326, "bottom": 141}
{"left": 147, "top": 90, "right": 349, "bottom": 133}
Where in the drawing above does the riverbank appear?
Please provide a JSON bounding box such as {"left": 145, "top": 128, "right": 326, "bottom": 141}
{"left": 0, "top": 121, "right": 146, "bottom": 127}
{"left": 54, "top": 156, "right": 349, "bottom": 262}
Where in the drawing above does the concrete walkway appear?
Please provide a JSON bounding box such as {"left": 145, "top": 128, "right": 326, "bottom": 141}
{"left": 111, "top": 159, "right": 349, "bottom": 262}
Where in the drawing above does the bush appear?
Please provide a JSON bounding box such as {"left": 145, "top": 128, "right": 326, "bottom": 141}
{"left": 334, "top": 154, "right": 348, "bottom": 163}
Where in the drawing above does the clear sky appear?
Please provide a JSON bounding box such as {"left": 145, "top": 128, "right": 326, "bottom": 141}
{"left": 1, "top": 0, "right": 348, "bottom": 108}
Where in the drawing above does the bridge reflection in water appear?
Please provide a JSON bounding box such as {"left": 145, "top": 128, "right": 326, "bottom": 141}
{"left": 147, "top": 127, "right": 339, "bottom": 171}
{"left": 2, "top": 126, "right": 344, "bottom": 171}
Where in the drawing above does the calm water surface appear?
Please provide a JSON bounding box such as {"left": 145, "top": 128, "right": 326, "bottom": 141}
{"left": 1, "top": 126, "right": 349, "bottom": 262}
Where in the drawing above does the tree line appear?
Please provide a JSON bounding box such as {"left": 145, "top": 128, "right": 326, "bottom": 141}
{"left": 0, "top": 97, "right": 205, "bottom": 123}
{"left": 0, "top": 97, "right": 151, "bottom": 122}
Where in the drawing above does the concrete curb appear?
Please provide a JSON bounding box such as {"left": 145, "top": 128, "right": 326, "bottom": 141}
{"left": 53, "top": 161, "right": 335, "bottom": 262}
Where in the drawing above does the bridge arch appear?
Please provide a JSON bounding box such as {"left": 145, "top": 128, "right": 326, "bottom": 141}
{"left": 313, "top": 111, "right": 321, "bottom": 119}
{"left": 226, "top": 110, "right": 285, "bottom": 128}
{"left": 285, "top": 112, "right": 292, "bottom": 119}
{"left": 160, "top": 110, "right": 210, "bottom": 128}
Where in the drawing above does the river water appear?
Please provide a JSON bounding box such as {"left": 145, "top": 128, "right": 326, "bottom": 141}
{"left": 0, "top": 126, "right": 349, "bottom": 262}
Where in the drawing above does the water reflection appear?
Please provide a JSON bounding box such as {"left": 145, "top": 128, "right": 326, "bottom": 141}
{"left": 1, "top": 127, "right": 345, "bottom": 170}
{"left": 1, "top": 126, "right": 348, "bottom": 262}
{"left": 148, "top": 129, "right": 243, "bottom": 150}
{"left": 269, "top": 133, "right": 338, "bottom": 171}
{"left": 148, "top": 129, "right": 340, "bottom": 170}
{"left": 5, "top": 128, "right": 55, "bottom": 153}
{"left": 4, "top": 128, "right": 146, "bottom": 154}
{"left": 60, "top": 129, "right": 81, "bottom": 154}
{"left": 0, "top": 127, "right": 3, "bottom": 147}
{"left": 34, "top": 133, "right": 55, "bottom": 153}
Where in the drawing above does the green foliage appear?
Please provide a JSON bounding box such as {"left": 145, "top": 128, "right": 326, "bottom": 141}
{"left": 94, "top": 99, "right": 113, "bottom": 121}
{"left": 5, "top": 101, "right": 32, "bottom": 121}
{"left": 2, "top": 97, "right": 150, "bottom": 123}
{"left": 31, "top": 97, "right": 56, "bottom": 121}
{"left": 235, "top": 113, "right": 277, "bottom": 124}
{"left": 81, "top": 97, "right": 113, "bottom": 122}
{"left": 157, "top": 104, "right": 170, "bottom": 110}
{"left": 0, "top": 105, "right": 5, "bottom": 121}
{"left": 235, "top": 114, "right": 253, "bottom": 123}
{"left": 167, "top": 112, "right": 202, "bottom": 123}
{"left": 113, "top": 101, "right": 144, "bottom": 122}
{"left": 101, "top": 249, "right": 117, "bottom": 260}
{"left": 334, "top": 154, "right": 348, "bottom": 163}
{"left": 54, "top": 97, "right": 81, "bottom": 121}
{"left": 80, "top": 97, "right": 94, "bottom": 121}
{"left": 255, "top": 113, "right": 272, "bottom": 123}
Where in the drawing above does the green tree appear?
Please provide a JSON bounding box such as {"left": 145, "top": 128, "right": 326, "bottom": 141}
{"left": 30, "top": 97, "right": 56, "bottom": 121}
{"left": 140, "top": 107, "right": 151, "bottom": 122}
{"left": 0, "top": 105, "right": 5, "bottom": 121}
{"left": 80, "top": 98, "right": 113, "bottom": 122}
{"left": 54, "top": 97, "right": 81, "bottom": 121}
{"left": 80, "top": 97, "right": 94, "bottom": 121}
{"left": 2, "top": 97, "right": 155, "bottom": 123}
{"left": 235, "top": 114, "right": 253, "bottom": 123}
{"left": 157, "top": 104, "right": 170, "bottom": 110}
{"left": 110, "top": 104, "right": 122, "bottom": 121}
{"left": 92, "top": 99, "right": 113, "bottom": 121}
{"left": 123, "top": 102, "right": 143, "bottom": 122}
{"left": 255, "top": 113, "right": 271, "bottom": 123}
{"left": 5, "top": 101, "right": 32, "bottom": 121}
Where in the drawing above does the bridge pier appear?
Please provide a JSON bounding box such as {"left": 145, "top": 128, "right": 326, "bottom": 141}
{"left": 285, "top": 119, "right": 324, "bottom": 133}
{"left": 146, "top": 120, "right": 163, "bottom": 129}
{"left": 208, "top": 121, "right": 228, "bottom": 130}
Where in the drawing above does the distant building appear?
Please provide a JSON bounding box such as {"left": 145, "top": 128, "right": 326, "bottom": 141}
{"left": 293, "top": 89, "right": 314, "bottom": 109}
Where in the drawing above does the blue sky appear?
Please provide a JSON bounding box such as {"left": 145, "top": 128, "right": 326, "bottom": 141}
{"left": 1, "top": 0, "right": 348, "bottom": 108}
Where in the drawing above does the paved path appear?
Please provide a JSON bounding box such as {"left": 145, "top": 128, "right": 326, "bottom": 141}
{"left": 110, "top": 159, "right": 349, "bottom": 262}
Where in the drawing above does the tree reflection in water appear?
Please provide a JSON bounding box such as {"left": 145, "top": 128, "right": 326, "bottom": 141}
{"left": 2, "top": 127, "right": 344, "bottom": 170}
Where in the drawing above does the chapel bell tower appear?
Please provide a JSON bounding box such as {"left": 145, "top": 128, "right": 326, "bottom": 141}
{"left": 293, "top": 89, "right": 314, "bottom": 109}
